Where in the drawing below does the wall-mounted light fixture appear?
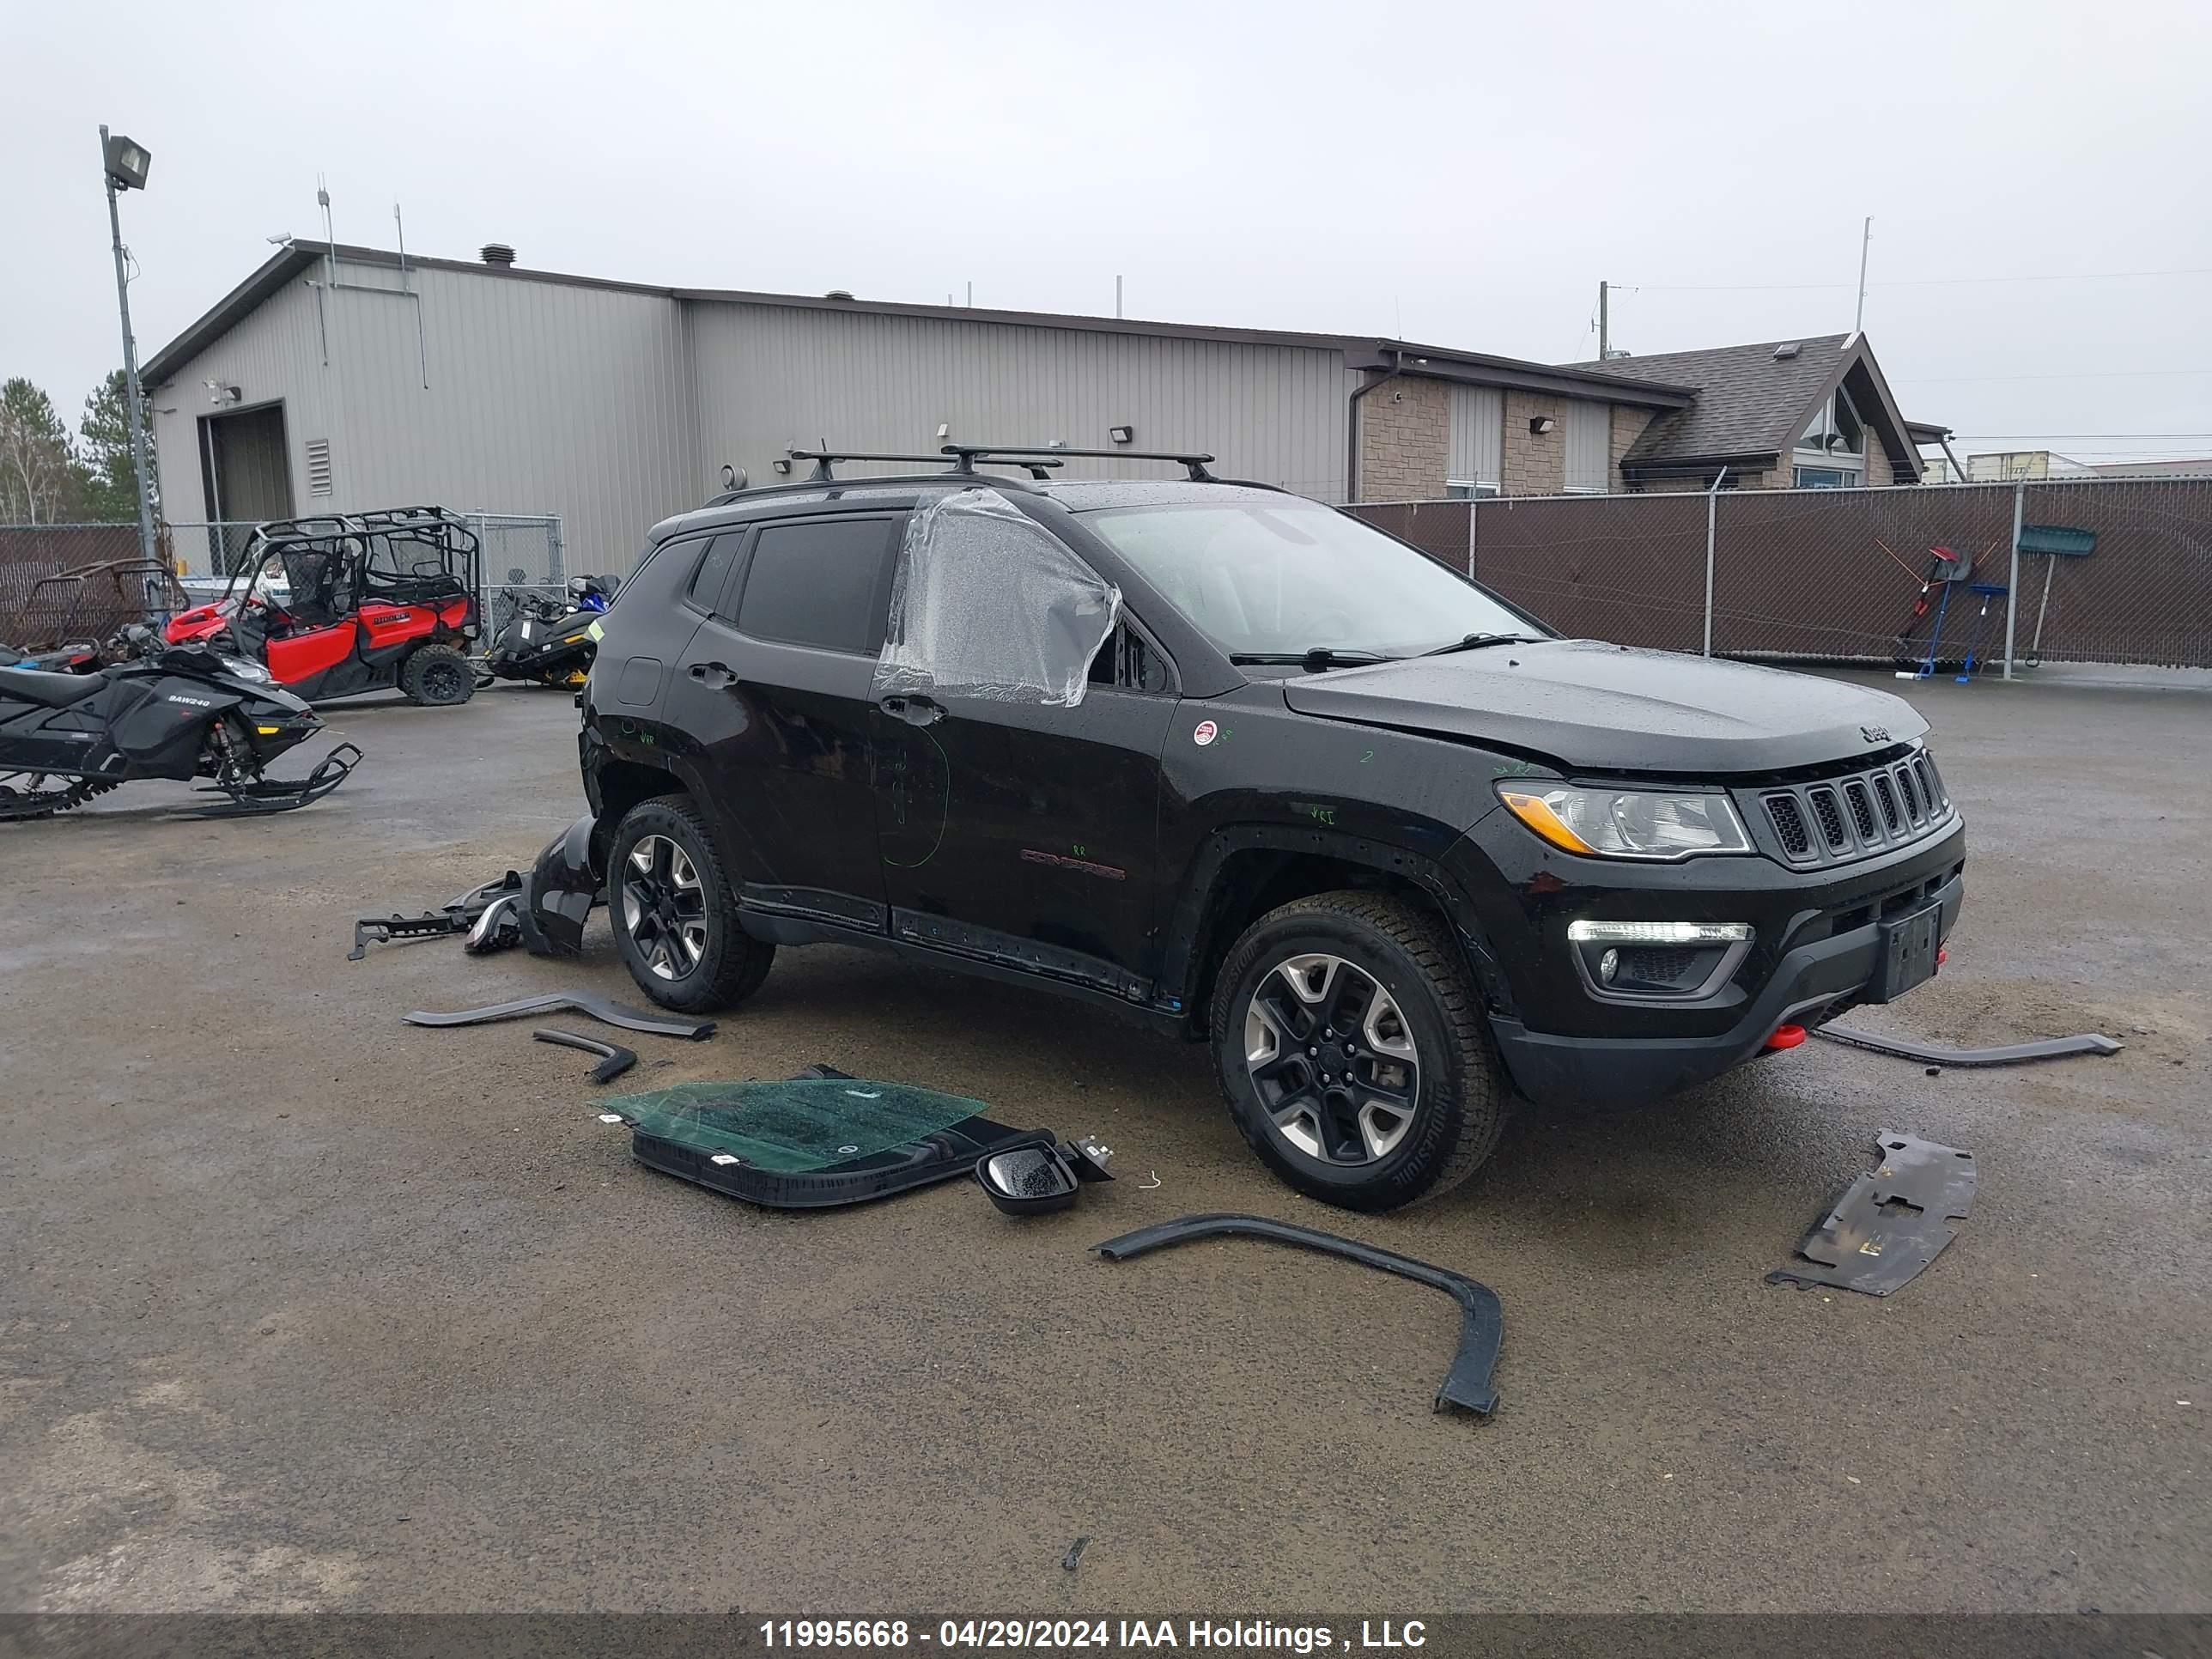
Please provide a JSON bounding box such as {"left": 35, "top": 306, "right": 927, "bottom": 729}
{"left": 1109, "top": 424, "right": 1135, "bottom": 445}
{"left": 204, "top": 380, "right": 242, "bottom": 406}
{"left": 771, "top": 458, "right": 793, "bottom": 476}
{"left": 1528, "top": 416, "right": 1557, "bottom": 436}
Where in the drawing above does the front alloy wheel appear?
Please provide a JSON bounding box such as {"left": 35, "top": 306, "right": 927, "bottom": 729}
{"left": 621, "top": 833, "right": 709, "bottom": 980}
{"left": 1212, "top": 891, "right": 1507, "bottom": 1212}
{"left": 1244, "top": 953, "right": 1420, "bottom": 1166}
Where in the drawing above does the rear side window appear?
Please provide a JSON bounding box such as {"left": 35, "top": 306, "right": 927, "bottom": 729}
{"left": 734, "top": 517, "right": 895, "bottom": 653}
{"left": 685, "top": 533, "right": 744, "bottom": 615}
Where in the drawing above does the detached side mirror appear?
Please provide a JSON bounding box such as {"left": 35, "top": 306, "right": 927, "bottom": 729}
{"left": 975, "top": 1135, "right": 1114, "bottom": 1216}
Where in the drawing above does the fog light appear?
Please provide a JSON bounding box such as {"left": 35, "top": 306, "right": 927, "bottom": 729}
{"left": 1598, "top": 948, "right": 1620, "bottom": 983}
{"left": 1566, "top": 920, "right": 1752, "bottom": 945}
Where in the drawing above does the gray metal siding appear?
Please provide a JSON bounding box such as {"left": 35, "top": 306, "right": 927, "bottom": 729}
{"left": 150, "top": 260, "right": 1360, "bottom": 575}
{"left": 688, "top": 304, "right": 1351, "bottom": 501}
{"left": 149, "top": 255, "right": 696, "bottom": 567}
{"left": 1564, "top": 397, "right": 1610, "bottom": 493}
{"left": 1447, "top": 386, "right": 1504, "bottom": 486}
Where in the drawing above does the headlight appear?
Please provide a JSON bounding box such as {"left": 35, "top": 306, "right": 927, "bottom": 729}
{"left": 219, "top": 655, "right": 271, "bottom": 684}
{"left": 1498, "top": 782, "right": 1752, "bottom": 860}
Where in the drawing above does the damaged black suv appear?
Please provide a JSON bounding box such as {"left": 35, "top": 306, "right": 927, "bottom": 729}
{"left": 576, "top": 447, "right": 1964, "bottom": 1211}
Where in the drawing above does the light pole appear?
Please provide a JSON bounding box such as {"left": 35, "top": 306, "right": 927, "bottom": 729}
{"left": 100, "top": 125, "right": 157, "bottom": 566}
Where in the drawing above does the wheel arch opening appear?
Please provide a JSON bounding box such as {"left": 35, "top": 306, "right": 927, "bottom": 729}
{"left": 1186, "top": 848, "right": 1457, "bottom": 1028}
{"left": 593, "top": 759, "right": 684, "bottom": 854}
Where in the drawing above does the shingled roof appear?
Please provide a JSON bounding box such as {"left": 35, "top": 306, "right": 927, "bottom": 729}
{"left": 1559, "top": 334, "right": 1927, "bottom": 482}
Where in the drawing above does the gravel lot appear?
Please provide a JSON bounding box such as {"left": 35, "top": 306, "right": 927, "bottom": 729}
{"left": 1, "top": 672, "right": 2205, "bottom": 1614}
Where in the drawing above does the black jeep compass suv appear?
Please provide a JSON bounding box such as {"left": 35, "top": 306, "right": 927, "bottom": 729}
{"left": 576, "top": 449, "right": 1964, "bottom": 1211}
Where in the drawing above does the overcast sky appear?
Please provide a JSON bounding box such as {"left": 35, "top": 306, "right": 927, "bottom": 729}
{"left": 9, "top": 0, "right": 2210, "bottom": 465}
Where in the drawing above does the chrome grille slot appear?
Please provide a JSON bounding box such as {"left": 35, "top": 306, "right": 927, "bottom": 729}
{"left": 1844, "top": 781, "right": 1878, "bottom": 841}
{"left": 1765, "top": 793, "right": 1812, "bottom": 858}
{"left": 1894, "top": 764, "right": 1923, "bottom": 823}
{"left": 1916, "top": 754, "right": 1944, "bottom": 808}
{"left": 1808, "top": 787, "right": 1849, "bottom": 851}
{"left": 1871, "top": 773, "right": 1901, "bottom": 833}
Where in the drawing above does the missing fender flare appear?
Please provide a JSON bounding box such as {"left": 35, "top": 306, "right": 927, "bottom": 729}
{"left": 1093, "top": 1212, "right": 1503, "bottom": 1417}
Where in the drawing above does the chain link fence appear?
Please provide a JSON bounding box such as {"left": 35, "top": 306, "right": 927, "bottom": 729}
{"left": 0, "top": 523, "right": 183, "bottom": 649}
{"left": 1349, "top": 477, "right": 2212, "bottom": 672}
{"left": 3, "top": 512, "right": 563, "bottom": 650}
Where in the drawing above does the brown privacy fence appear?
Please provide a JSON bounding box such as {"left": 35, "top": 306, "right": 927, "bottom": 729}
{"left": 1350, "top": 477, "right": 2212, "bottom": 671}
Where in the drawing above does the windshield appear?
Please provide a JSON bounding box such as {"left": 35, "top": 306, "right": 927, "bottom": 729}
{"left": 1083, "top": 497, "right": 1543, "bottom": 659}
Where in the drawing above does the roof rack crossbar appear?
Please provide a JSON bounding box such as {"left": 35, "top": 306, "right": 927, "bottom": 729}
{"left": 786, "top": 448, "right": 1065, "bottom": 482}
{"left": 942, "top": 444, "right": 1218, "bottom": 483}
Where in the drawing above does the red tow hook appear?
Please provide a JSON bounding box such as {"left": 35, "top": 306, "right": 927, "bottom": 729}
{"left": 1764, "top": 1023, "right": 1808, "bottom": 1051}
{"left": 1937, "top": 945, "right": 1949, "bottom": 967}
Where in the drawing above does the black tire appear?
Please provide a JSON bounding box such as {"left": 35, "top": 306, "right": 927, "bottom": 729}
{"left": 399, "top": 642, "right": 476, "bottom": 707}
{"left": 1209, "top": 890, "right": 1506, "bottom": 1212}
{"left": 607, "top": 793, "right": 773, "bottom": 1013}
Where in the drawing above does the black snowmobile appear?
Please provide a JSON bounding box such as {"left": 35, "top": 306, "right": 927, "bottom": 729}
{"left": 0, "top": 643, "right": 360, "bottom": 821}
{"left": 483, "top": 575, "right": 617, "bottom": 688}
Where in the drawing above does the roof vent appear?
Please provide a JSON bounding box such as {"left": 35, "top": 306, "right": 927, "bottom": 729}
{"left": 823, "top": 289, "right": 855, "bottom": 301}
{"left": 480, "top": 243, "right": 516, "bottom": 267}
{"left": 1772, "top": 341, "right": 1802, "bottom": 360}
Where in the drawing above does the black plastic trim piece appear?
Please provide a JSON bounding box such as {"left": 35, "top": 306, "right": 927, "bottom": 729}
{"left": 1767, "top": 1130, "right": 1977, "bottom": 1297}
{"left": 1814, "top": 1025, "right": 2121, "bottom": 1067}
{"left": 404, "top": 993, "right": 714, "bottom": 1040}
{"left": 532, "top": 1027, "right": 639, "bottom": 1085}
{"left": 1092, "top": 1212, "right": 1502, "bottom": 1417}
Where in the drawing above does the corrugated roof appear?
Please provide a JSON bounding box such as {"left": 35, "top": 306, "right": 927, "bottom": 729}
{"left": 1560, "top": 335, "right": 1855, "bottom": 465}
{"left": 143, "top": 240, "right": 1690, "bottom": 408}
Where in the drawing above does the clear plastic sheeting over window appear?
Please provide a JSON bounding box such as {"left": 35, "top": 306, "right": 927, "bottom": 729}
{"left": 875, "top": 487, "right": 1121, "bottom": 707}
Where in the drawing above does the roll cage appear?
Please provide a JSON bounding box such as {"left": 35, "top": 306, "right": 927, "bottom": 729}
{"left": 226, "top": 507, "right": 482, "bottom": 626}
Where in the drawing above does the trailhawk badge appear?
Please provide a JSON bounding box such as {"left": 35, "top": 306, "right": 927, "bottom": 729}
{"left": 1192, "top": 719, "right": 1218, "bottom": 746}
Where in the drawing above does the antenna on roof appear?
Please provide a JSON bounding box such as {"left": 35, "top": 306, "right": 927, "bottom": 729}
{"left": 316, "top": 173, "right": 333, "bottom": 246}
{"left": 1853, "top": 216, "right": 1873, "bottom": 336}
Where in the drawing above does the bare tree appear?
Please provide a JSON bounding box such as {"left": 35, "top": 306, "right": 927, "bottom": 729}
{"left": 1, "top": 378, "right": 85, "bottom": 525}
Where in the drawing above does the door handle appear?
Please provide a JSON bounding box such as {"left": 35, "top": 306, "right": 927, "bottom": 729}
{"left": 878, "top": 693, "right": 944, "bottom": 726}
{"left": 689, "top": 661, "right": 738, "bottom": 690}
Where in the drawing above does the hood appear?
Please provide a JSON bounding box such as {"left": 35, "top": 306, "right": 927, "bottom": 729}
{"left": 1280, "top": 640, "right": 1926, "bottom": 775}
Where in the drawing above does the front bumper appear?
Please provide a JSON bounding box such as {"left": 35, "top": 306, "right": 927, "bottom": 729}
{"left": 1447, "top": 807, "right": 1966, "bottom": 1107}
{"left": 1490, "top": 868, "right": 1961, "bottom": 1105}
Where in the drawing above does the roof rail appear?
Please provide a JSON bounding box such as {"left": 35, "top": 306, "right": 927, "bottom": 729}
{"left": 786, "top": 448, "right": 1065, "bottom": 483}
{"left": 943, "top": 444, "right": 1218, "bottom": 482}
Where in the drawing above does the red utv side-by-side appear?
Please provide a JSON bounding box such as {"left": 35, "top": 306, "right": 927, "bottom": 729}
{"left": 166, "top": 507, "right": 482, "bottom": 706}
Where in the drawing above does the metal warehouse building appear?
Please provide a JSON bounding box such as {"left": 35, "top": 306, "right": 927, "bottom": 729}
{"left": 143, "top": 240, "right": 1931, "bottom": 573}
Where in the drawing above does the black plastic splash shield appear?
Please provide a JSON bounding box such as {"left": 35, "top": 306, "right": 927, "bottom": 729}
{"left": 1814, "top": 1025, "right": 2122, "bottom": 1067}
{"left": 1093, "top": 1212, "right": 1503, "bottom": 1417}
{"left": 404, "top": 992, "right": 713, "bottom": 1040}
{"left": 1767, "top": 1130, "right": 1977, "bottom": 1297}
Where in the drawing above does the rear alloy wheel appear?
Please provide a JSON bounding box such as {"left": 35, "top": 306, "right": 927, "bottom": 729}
{"left": 622, "top": 835, "right": 709, "bottom": 981}
{"left": 1211, "top": 891, "right": 1507, "bottom": 1212}
{"left": 399, "top": 642, "right": 475, "bottom": 707}
{"left": 608, "top": 794, "right": 772, "bottom": 1012}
